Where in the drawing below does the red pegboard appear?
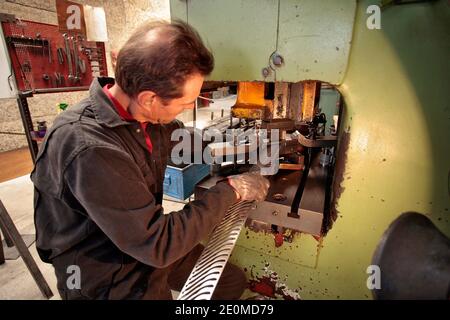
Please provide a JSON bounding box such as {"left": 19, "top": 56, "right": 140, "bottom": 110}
{"left": 1, "top": 19, "right": 107, "bottom": 93}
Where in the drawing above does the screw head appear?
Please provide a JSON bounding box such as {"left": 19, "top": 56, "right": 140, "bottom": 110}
{"left": 262, "top": 67, "right": 271, "bottom": 77}
{"left": 272, "top": 193, "right": 287, "bottom": 201}
{"left": 272, "top": 52, "right": 284, "bottom": 66}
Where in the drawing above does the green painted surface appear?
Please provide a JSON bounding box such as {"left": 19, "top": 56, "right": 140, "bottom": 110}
{"left": 169, "top": 0, "right": 188, "bottom": 23}
{"left": 171, "top": 0, "right": 450, "bottom": 299}
{"left": 276, "top": 0, "right": 356, "bottom": 83}
{"left": 171, "top": 0, "right": 355, "bottom": 83}
{"left": 173, "top": 0, "right": 278, "bottom": 81}
{"left": 318, "top": 88, "right": 339, "bottom": 132}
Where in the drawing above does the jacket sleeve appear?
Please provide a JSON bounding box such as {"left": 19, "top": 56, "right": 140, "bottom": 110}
{"left": 63, "top": 145, "right": 237, "bottom": 268}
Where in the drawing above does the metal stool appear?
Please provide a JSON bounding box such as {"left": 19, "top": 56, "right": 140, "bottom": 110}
{"left": 0, "top": 199, "right": 53, "bottom": 299}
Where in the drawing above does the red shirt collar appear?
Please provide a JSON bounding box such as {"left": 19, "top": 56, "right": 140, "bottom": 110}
{"left": 103, "top": 84, "right": 153, "bottom": 153}
{"left": 103, "top": 84, "right": 135, "bottom": 122}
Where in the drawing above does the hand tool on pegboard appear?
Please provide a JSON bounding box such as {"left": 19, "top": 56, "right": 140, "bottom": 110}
{"left": 47, "top": 39, "right": 52, "bottom": 64}
{"left": 56, "top": 47, "right": 64, "bottom": 65}
{"left": 63, "top": 33, "right": 74, "bottom": 84}
{"left": 1, "top": 18, "right": 108, "bottom": 93}
{"left": 72, "top": 36, "right": 80, "bottom": 83}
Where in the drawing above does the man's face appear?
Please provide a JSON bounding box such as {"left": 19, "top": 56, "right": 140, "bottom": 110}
{"left": 140, "top": 73, "right": 204, "bottom": 124}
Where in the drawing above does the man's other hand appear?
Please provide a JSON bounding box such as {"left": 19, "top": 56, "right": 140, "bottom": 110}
{"left": 227, "top": 172, "right": 270, "bottom": 202}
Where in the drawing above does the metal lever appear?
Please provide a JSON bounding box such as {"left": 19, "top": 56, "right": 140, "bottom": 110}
{"left": 288, "top": 147, "right": 312, "bottom": 218}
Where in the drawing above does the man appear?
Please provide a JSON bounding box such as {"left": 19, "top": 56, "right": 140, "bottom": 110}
{"left": 31, "top": 20, "right": 269, "bottom": 300}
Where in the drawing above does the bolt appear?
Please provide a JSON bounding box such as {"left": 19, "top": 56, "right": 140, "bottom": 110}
{"left": 272, "top": 52, "right": 284, "bottom": 66}
{"left": 262, "top": 67, "right": 270, "bottom": 78}
{"left": 272, "top": 210, "right": 278, "bottom": 216}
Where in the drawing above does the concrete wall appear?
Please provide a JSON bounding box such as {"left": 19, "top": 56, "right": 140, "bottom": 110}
{"left": 0, "top": 0, "right": 170, "bottom": 152}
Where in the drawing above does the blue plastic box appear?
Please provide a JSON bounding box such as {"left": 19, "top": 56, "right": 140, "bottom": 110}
{"left": 163, "top": 163, "right": 210, "bottom": 200}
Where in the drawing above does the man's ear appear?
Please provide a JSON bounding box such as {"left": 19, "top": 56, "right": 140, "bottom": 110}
{"left": 137, "top": 91, "right": 156, "bottom": 108}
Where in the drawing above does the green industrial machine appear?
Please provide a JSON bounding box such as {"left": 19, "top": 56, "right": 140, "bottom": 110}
{"left": 170, "top": 0, "right": 450, "bottom": 299}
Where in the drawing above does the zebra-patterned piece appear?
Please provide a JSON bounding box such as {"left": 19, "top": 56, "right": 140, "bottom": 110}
{"left": 177, "top": 201, "right": 254, "bottom": 300}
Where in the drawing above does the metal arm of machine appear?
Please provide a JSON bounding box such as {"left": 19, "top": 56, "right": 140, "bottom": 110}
{"left": 289, "top": 147, "right": 312, "bottom": 218}
{"left": 296, "top": 132, "right": 337, "bottom": 148}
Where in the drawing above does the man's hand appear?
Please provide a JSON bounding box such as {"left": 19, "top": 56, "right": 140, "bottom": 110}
{"left": 227, "top": 172, "right": 270, "bottom": 202}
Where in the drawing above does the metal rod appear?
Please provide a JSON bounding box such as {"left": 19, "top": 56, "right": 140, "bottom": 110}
{"left": 193, "top": 99, "right": 197, "bottom": 128}
{"left": 34, "top": 86, "right": 89, "bottom": 94}
{"left": 0, "top": 219, "right": 14, "bottom": 248}
{"left": 17, "top": 93, "right": 38, "bottom": 163}
{"left": 0, "top": 231, "right": 4, "bottom": 265}
{"left": 289, "top": 147, "right": 312, "bottom": 218}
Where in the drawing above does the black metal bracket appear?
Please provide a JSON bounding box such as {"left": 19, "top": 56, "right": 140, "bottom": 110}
{"left": 17, "top": 91, "right": 39, "bottom": 163}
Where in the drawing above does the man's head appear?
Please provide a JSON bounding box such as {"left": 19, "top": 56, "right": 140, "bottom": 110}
{"left": 115, "top": 20, "right": 214, "bottom": 124}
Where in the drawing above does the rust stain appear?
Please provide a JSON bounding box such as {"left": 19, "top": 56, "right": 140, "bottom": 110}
{"left": 274, "top": 233, "right": 284, "bottom": 247}
{"left": 314, "top": 237, "right": 325, "bottom": 269}
{"left": 323, "top": 128, "right": 350, "bottom": 234}
{"left": 248, "top": 276, "right": 277, "bottom": 298}
{"left": 247, "top": 264, "right": 301, "bottom": 300}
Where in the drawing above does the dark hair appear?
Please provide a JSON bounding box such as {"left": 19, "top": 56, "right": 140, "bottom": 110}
{"left": 115, "top": 20, "right": 214, "bottom": 101}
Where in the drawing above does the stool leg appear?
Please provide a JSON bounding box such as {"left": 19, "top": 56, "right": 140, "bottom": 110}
{"left": 0, "top": 231, "right": 5, "bottom": 265}
{"left": 0, "top": 200, "right": 53, "bottom": 299}
{"left": 0, "top": 218, "right": 14, "bottom": 247}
